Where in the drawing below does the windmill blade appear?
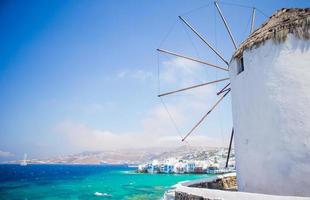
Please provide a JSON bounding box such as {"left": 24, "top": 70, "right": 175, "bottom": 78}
{"left": 178, "top": 16, "right": 229, "bottom": 65}
{"left": 251, "top": 8, "right": 256, "bottom": 33}
{"left": 217, "top": 88, "right": 231, "bottom": 96}
{"left": 182, "top": 89, "right": 231, "bottom": 142}
{"left": 214, "top": 1, "right": 238, "bottom": 50}
{"left": 225, "top": 127, "right": 234, "bottom": 168}
{"left": 158, "top": 78, "right": 229, "bottom": 97}
{"left": 157, "top": 48, "right": 228, "bottom": 71}
{"left": 217, "top": 83, "right": 231, "bottom": 95}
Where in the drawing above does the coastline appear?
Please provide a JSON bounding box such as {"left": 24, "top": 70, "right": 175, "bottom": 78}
{"left": 0, "top": 164, "right": 207, "bottom": 199}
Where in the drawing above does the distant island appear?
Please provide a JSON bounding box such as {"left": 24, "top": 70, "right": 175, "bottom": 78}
{"left": 2, "top": 146, "right": 234, "bottom": 166}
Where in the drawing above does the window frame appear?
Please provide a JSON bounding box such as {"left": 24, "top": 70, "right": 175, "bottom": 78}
{"left": 237, "top": 56, "right": 244, "bottom": 75}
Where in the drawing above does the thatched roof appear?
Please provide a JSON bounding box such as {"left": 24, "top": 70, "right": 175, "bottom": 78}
{"left": 233, "top": 8, "right": 310, "bottom": 58}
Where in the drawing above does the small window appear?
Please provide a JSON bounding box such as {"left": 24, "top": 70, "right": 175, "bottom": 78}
{"left": 237, "top": 56, "right": 244, "bottom": 75}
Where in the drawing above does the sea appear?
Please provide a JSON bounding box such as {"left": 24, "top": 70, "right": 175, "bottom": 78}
{"left": 0, "top": 164, "right": 210, "bottom": 200}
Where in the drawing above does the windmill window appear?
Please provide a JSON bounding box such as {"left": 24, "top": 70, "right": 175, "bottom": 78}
{"left": 237, "top": 56, "right": 244, "bottom": 75}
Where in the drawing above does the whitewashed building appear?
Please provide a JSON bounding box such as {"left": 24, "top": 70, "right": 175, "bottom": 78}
{"left": 229, "top": 8, "right": 310, "bottom": 197}
{"left": 185, "top": 162, "right": 196, "bottom": 173}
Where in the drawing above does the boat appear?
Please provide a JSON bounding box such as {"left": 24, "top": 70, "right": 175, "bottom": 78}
{"left": 94, "top": 192, "right": 112, "bottom": 197}
{"left": 20, "top": 153, "right": 28, "bottom": 166}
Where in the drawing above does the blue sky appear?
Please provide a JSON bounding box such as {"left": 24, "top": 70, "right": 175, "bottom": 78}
{"left": 0, "top": 0, "right": 309, "bottom": 161}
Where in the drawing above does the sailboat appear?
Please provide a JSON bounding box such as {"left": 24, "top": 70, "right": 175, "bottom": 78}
{"left": 20, "top": 153, "right": 28, "bottom": 166}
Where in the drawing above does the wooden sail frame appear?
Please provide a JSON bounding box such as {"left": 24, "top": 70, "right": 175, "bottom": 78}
{"left": 214, "top": 2, "right": 238, "bottom": 49}
{"left": 157, "top": 1, "right": 257, "bottom": 167}
{"left": 178, "top": 16, "right": 229, "bottom": 65}
{"left": 158, "top": 78, "right": 229, "bottom": 97}
{"left": 181, "top": 89, "right": 231, "bottom": 141}
{"left": 157, "top": 48, "right": 228, "bottom": 71}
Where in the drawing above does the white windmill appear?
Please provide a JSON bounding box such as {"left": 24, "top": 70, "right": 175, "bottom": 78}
{"left": 157, "top": 1, "right": 310, "bottom": 197}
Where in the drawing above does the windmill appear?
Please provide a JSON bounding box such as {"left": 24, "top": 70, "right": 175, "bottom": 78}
{"left": 156, "top": 1, "right": 258, "bottom": 168}
{"left": 158, "top": 2, "right": 310, "bottom": 196}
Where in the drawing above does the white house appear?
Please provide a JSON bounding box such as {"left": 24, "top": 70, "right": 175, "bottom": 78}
{"left": 159, "top": 158, "right": 176, "bottom": 173}
{"left": 174, "top": 161, "right": 186, "bottom": 174}
{"left": 147, "top": 160, "right": 160, "bottom": 173}
{"left": 185, "top": 162, "right": 196, "bottom": 173}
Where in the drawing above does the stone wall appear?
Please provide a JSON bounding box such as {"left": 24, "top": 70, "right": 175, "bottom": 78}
{"left": 175, "top": 175, "right": 237, "bottom": 200}
{"left": 175, "top": 192, "right": 208, "bottom": 200}
{"left": 189, "top": 176, "right": 237, "bottom": 190}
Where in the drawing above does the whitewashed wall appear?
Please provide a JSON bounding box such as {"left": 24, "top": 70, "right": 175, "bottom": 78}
{"left": 229, "top": 34, "right": 310, "bottom": 197}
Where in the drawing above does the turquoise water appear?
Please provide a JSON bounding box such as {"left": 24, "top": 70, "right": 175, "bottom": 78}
{"left": 0, "top": 164, "right": 210, "bottom": 200}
